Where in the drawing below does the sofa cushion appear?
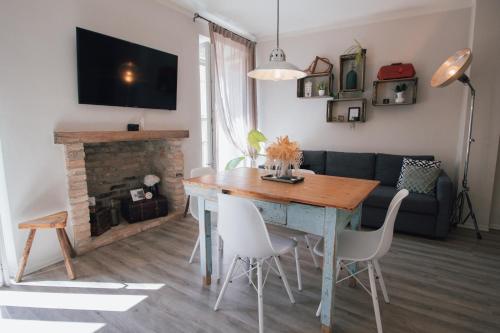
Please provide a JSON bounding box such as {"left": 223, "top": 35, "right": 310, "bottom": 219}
{"left": 325, "top": 151, "right": 376, "bottom": 179}
{"left": 301, "top": 150, "right": 326, "bottom": 174}
{"left": 375, "top": 153, "right": 434, "bottom": 186}
{"left": 365, "top": 185, "right": 438, "bottom": 215}
{"left": 396, "top": 158, "right": 442, "bottom": 195}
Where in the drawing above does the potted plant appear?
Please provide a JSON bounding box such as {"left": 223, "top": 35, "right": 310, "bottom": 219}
{"left": 394, "top": 83, "right": 407, "bottom": 104}
{"left": 317, "top": 82, "right": 327, "bottom": 96}
{"left": 225, "top": 129, "right": 267, "bottom": 170}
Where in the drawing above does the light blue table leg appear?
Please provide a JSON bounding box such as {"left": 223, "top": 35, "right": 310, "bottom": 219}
{"left": 348, "top": 204, "right": 362, "bottom": 286}
{"left": 320, "top": 207, "right": 350, "bottom": 332}
{"left": 198, "top": 197, "right": 212, "bottom": 285}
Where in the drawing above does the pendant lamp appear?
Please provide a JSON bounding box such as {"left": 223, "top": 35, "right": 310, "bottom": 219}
{"left": 247, "top": 0, "right": 306, "bottom": 81}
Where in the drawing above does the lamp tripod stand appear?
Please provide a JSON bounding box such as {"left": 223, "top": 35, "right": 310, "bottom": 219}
{"left": 431, "top": 48, "right": 481, "bottom": 239}
{"left": 450, "top": 74, "right": 482, "bottom": 239}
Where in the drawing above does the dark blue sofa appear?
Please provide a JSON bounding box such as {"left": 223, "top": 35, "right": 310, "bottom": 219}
{"left": 301, "top": 150, "right": 454, "bottom": 238}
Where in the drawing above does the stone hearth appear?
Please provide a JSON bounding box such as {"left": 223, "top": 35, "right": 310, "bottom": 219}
{"left": 55, "top": 130, "right": 189, "bottom": 254}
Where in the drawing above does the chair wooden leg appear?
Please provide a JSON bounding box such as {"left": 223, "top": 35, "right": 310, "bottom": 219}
{"left": 61, "top": 228, "right": 76, "bottom": 258}
{"left": 56, "top": 228, "right": 76, "bottom": 280}
{"left": 183, "top": 195, "right": 190, "bottom": 217}
{"left": 15, "top": 229, "right": 37, "bottom": 283}
{"left": 368, "top": 262, "right": 383, "bottom": 333}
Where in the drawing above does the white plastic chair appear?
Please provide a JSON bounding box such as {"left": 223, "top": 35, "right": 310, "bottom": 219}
{"left": 314, "top": 189, "right": 409, "bottom": 333}
{"left": 291, "top": 169, "right": 321, "bottom": 270}
{"left": 214, "top": 193, "right": 299, "bottom": 333}
{"left": 188, "top": 167, "right": 217, "bottom": 263}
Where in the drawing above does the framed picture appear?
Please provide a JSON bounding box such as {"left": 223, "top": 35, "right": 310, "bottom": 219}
{"left": 130, "top": 188, "right": 145, "bottom": 202}
{"left": 348, "top": 107, "right": 361, "bottom": 122}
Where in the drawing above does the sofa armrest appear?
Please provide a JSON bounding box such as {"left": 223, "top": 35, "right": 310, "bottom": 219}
{"left": 434, "top": 171, "right": 454, "bottom": 238}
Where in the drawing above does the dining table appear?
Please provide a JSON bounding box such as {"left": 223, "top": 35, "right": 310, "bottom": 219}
{"left": 183, "top": 167, "right": 379, "bottom": 333}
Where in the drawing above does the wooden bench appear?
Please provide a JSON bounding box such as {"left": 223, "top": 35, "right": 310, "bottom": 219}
{"left": 16, "top": 211, "right": 76, "bottom": 282}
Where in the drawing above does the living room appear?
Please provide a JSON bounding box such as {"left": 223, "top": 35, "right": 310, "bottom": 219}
{"left": 0, "top": 0, "right": 499, "bottom": 332}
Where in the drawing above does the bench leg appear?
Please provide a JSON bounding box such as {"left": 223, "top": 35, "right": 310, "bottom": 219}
{"left": 15, "top": 229, "right": 37, "bottom": 283}
{"left": 61, "top": 228, "right": 76, "bottom": 258}
{"left": 56, "top": 228, "right": 76, "bottom": 280}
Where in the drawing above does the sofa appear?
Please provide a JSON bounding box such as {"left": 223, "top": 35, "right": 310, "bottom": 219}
{"left": 300, "top": 150, "right": 454, "bottom": 238}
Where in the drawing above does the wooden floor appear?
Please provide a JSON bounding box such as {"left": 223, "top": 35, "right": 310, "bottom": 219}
{"left": 1, "top": 216, "right": 500, "bottom": 333}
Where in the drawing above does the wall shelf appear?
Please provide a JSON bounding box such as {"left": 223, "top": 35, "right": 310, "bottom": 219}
{"left": 326, "top": 98, "right": 367, "bottom": 123}
{"left": 372, "top": 77, "right": 418, "bottom": 106}
{"left": 297, "top": 73, "right": 334, "bottom": 98}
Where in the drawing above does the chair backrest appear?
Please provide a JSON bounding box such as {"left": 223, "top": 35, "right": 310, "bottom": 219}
{"left": 371, "top": 189, "right": 409, "bottom": 259}
{"left": 217, "top": 193, "right": 277, "bottom": 259}
{"left": 189, "top": 167, "right": 216, "bottom": 220}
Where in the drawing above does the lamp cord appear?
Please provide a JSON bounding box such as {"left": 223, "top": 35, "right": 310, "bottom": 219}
{"left": 276, "top": 0, "right": 279, "bottom": 49}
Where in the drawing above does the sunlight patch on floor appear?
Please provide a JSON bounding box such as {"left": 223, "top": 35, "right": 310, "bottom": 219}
{"left": 0, "top": 291, "right": 147, "bottom": 311}
{"left": 13, "top": 280, "right": 165, "bottom": 290}
{"left": 0, "top": 319, "right": 105, "bottom": 333}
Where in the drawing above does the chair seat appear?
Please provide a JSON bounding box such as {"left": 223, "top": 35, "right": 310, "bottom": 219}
{"left": 314, "top": 229, "right": 382, "bottom": 262}
{"left": 269, "top": 233, "right": 297, "bottom": 256}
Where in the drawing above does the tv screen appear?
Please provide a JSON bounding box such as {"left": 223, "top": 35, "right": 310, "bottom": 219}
{"left": 76, "top": 27, "right": 178, "bottom": 110}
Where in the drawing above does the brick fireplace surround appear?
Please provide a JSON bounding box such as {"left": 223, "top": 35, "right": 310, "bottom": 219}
{"left": 55, "top": 130, "right": 189, "bottom": 254}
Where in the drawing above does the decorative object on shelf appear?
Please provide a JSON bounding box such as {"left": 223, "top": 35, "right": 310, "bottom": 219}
{"left": 377, "top": 63, "right": 416, "bottom": 80}
{"left": 394, "top": 83, "right": 407, "bottom": 104}
{"left": 372, "top": 77, "right": 418, "bottom": 106}
{"left": 247, "top": 0, "right": 306, "bottom": 80}
{"left": 121, "top": 195, "right": 168, "bottom": 223}
{"left": 431, "top": 48, "right": 481, "bottom": 239}
{"left": 348, "top": 107, "right": 361, "bottom": 122}
{"left": 127, "top": 124, "right": 140, "bottom": 131}
{"left": 225, "top": 129, "right": 267, "bottom": 170}
{"left": 304, "top": 80, "right": 313, "bottom": 97}
{"left": 145, "top": 192, "right": 153, "bottom": 200}
{"left": 144, "top": 174, "right": 160, "bottom": 197}
{"left": 317, "top": 82, "right": 326, "bottom": 96}
{"left": 264, "top": 136, "right": 303, "bottom": 178}
{"left": 304, "top": 56, "right": 333, "bottom": 75}
{"left": 326, "top": 98, "right": 367, "bottom": 123}
{"left": 130, "top": 188, "right": 145, "bottom": 202}
{"left": 340, "top": 40, "right": 366, "bottom": 92}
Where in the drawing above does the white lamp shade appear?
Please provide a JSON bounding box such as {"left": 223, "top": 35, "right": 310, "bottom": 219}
{"left": 248, "top": 60, "right": 307, "bottom": 81}
{"left": 431, "top": 48, "right": 472, "bottom": 88}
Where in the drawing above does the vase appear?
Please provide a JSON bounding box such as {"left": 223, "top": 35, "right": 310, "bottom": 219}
{"left": 346, "top": 66, "right": 358, "bottom": 90}
{"left": 395, "top": 91, "right": 405, "bottom": 104}
{"left": 318, "top": 89, "right": 325, "bottom": 96}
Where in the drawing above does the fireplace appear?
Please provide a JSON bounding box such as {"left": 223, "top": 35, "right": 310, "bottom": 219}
{"left": 55, "top": 130, "right": 189, "bottom": 254}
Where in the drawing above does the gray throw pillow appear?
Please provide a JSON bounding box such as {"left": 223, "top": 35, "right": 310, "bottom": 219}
{"left": 396, "top": 158, "right": 441, "bottom": 195}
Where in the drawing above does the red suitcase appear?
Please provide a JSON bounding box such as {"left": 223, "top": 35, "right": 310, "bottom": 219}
{"left": 377, "top": 63, "right": 415, "bottom": 80}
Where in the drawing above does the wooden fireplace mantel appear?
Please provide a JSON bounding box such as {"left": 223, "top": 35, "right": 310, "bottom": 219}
{"left": 54, "top": 130, "right": 189, "bottom": 144}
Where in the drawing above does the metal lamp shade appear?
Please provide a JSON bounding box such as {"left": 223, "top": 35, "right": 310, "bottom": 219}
{"left": 431, "top": 48, "right": 472, "bottom": 87}
{"left": 248, "top": 60, "right": 307, "bottom": 81}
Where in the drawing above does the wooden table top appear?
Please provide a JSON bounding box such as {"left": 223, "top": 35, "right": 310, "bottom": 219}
{"left": 18, "top": 211, "right": 68, "bottom": 229}
{"left": 183, "top": 168, "right": 379, "bottom": 211}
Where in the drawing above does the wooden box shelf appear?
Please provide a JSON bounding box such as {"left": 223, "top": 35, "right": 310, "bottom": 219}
{"left": 297, "top": 73, "right": 334, "bottom": 98}
{"left": 372, "top": 77, "right": 418, "bottom": 106}
{"left": 326, "top": 98, "right": 367, "bottom": 123}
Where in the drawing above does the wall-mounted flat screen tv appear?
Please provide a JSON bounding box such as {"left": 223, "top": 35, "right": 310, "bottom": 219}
{"left": 76, "top": 27, "right": 178, "bottom": 110}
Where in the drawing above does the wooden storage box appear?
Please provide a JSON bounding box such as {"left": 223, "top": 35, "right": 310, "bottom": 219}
{"left": 90, "top": 206, "right": 112, "bottom": 236}
{"left": 121, "top": 195, "right": 168, "bottom": 223}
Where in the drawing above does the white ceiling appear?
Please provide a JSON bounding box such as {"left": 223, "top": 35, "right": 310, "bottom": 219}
{"left": 162, "top": 0, "right": 472, "bottom": 40}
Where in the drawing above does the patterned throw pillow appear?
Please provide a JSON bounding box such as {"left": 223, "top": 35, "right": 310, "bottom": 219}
{"left": 396, "top": 158, "right": 441, "bottom": 195}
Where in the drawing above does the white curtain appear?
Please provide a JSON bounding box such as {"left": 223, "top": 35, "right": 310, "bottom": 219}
{"left": 210, "top": 23, "right": 257, "bottom": 166}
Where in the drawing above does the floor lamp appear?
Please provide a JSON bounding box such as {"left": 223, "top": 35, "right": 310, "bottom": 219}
{"left": 431, "top": 48, "right": 481, "bottom": 239}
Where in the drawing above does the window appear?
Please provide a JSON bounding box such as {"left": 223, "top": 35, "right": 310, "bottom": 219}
{"left": 199, "top": 36, "right": 213, "bottom": 167}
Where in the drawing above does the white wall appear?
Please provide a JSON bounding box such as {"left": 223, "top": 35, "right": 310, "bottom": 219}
{"left": 257, "top": 8, "right": 472, "bottom": 183}
{"left": 465, "top": 0, "right": 500, "bottom": 230}
{"left": 0, "top": 0, "right": 203, "bottom": 274}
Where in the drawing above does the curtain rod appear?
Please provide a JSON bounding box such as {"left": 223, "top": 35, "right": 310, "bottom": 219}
{"left": 193, "top": 13, "right": 255, "bottom": 43}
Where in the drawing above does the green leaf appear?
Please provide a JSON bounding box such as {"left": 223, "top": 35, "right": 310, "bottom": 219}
{"left": 225, "top": 156, "right": 245, "bottom": 170}
{"left": 247, "top": 129, "right": 267, "bottom": 152}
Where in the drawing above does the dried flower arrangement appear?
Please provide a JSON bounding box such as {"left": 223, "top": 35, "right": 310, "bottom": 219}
{"left": 265, "top": 136, "right": 303, "bottom": 177}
